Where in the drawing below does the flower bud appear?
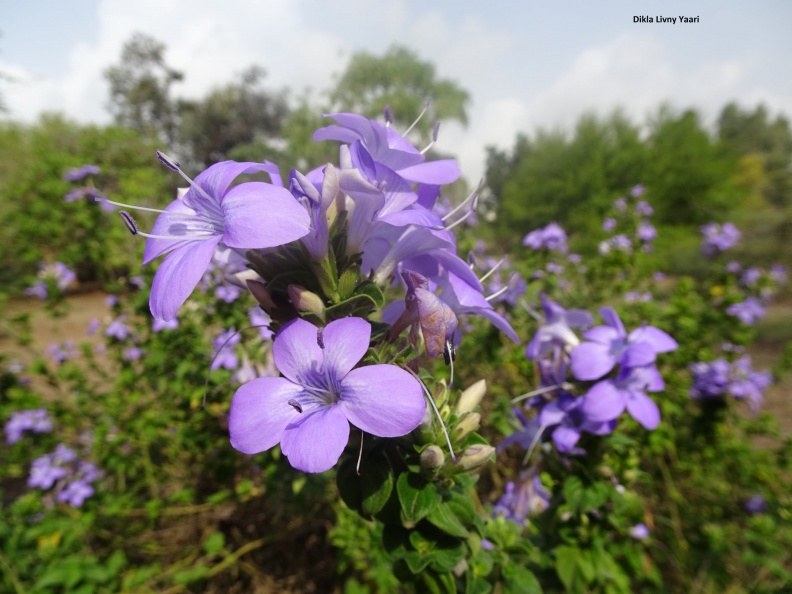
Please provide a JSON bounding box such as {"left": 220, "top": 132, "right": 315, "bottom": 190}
{"left": 457, "top": 444, "right": 495, "bottom": 471}
{"left": 456, "top": 379, "right": 487, "bottom": 415}
{"left": 246, "top": 280, "right": 277, "bottom": 310}
{"left": 454, "top": 412, "right": 481, "bottom": 441}
{"left": 287, "top": 285, "right": 326, "bottom": 320}
{"left": 420, "top": 446, "right": 445, "bottom": 469}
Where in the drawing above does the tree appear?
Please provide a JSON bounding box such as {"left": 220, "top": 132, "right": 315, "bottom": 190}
{"left": 717, "top": 102, "right": 792, "bottom": 208}
{"left": 328, "top": 45, "right": 470, "bottom": 146}
{"left": 104, "top": 33, "right": 183, "bottom": 145}
{"left": 177, "top": 66, "right": 289, "bottom": 168}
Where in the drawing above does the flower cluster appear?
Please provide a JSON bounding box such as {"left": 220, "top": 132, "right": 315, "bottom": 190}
{"left": 505, "top": 296, "right": 677, "bottom": 457}
{"left": 700, "top": 222, "right": 741, "bottom": 257}
{"left": 64, "top": 164, "right": 101, "bottom": 182}
{"left": 5, "top": 408, "right": 53, "bottom": 444}
{"left": 599, "top": 186, "right": 656, "bottom": 254}
{"left": 522, "top": 222, "right": 567, "bottom": 252}
{"left": 109, "top": 108, "right": 519, "bottom": 474}
{"left": 25, "top": 261, "right": 76, "bottom": 300}
{"left": 28, "top": 444, "right": 102, "bottom": 508}
{"left": 689, "top": 355, "right": 772, "bottom": 411}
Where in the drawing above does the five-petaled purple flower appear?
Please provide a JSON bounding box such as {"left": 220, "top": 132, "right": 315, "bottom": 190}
{"left": 229, "top": 317, "right": 426, "bottom": 473}
{"left": 571, "top": 307, "right": 677, "bottom": 381}
{"left": 123, "top": 157, "right": 311, "bottom": 321}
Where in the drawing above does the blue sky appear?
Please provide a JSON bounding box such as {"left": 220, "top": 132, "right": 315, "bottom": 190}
{"left": 2, "top": 0, "right": 790, "bottom": 180}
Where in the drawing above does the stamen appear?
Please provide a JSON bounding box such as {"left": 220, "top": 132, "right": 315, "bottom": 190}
{"left": 404, "top": 365, "right": 456, "bottom": 462}
{"left": 442, "top": 179, "right": 483, "bottom": 222}
{"left": 445, "top": 339, "right": 455, "bottom": 390}
{"left": 479, "top": 258, "right": 506, "bottom": 283}
{"left": 432, "top": 121, "right": 440, "bottom": 142}
{"left": 383, "top": 105, "right": 394, "bottom": 125}
{"left": 156, "top": 149, "right": 181, "bottom": 172}
{"left": 485, "top": 284, "right": 509, "bottom": 302}
{"left": 288, "top": 399, "right": 303, "bottom": 413}
{"left": 317, "top": 328, "right": 325, "bottom": 349}
{"left": 443, "top": 197, "right": 478, "bottom": 232}
{"left": 119, "top": 211, "right": 138, "bottom": 235}
{"left": 520, "top": 300, "right": 544, "bottom": 323}
{"left": 522, "top": 424, "right": 546, "bottom": 465}
{"left": 157, "top": 149, "right": 219, "bottom": 213}
{"left": 94, "top": 197, "right": 169, "bottom": 214}
{"left": 403, "top": 99, "right": 431, "bottom": 137}
{"left": 420, "top": 140, "right": 435, "bottom": 155}
{"left": 511, "top": 384, "right": 565, "bottom": 404}
{"left": 133, "top": 230, "right": 215, "bottom": 241}
{"left": 356, "top": 431, "right": 364, "bottom": 475}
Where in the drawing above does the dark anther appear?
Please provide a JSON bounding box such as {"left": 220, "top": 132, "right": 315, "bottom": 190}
{"left": 287, "top": 399, "right": 303, "bottom": 413}
{"left": 316, "top": 328, "right": 325, "bottom": 349}
{"left": 119, "top": 211, "right": 139, "bottom": 235}
{"left": 155, "top": 150, "right": 181, "bottom": 171}
{"left": 443, "top": 338, "right": 456, "bottom": 365}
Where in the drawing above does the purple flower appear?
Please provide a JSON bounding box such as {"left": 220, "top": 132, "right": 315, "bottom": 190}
{"left": 215, "top": 284, "right": 242, "bottom": 303}
{"left": 727, "top": 297, "right": 766, "bottom": 325}
{"left": 5, "top": 409, "right": 53, "bottom": 444}
{"left": 123, "top": 346, "right": 143, "bottom": 361}
{"left": 700, "top": 222, "right": 741, "bottom": 257}
{"left": 313, "top": 112, "right": 461, "bottom": 186}
{"left": 87, "top": 319, "right": 100, "bottom": 335}
{"left": 28, "top": 444, "right": 76, "bottom": 489}
{"left": 726, "top": 261, "right": 742, "bottom": 274}
{"left": 729, "top": 356, "right": 772, "bottom": 412}
{"left": 546, "top": 263, "right": 564, "bottom": 275}
{"left": 631, "top": 185, "right": 645, "bottom": 198}
{"left": 25, "top": 281, "right": 48, "bottom": 300}
{"left": 64, "top": 164, "right": 100, "bottom": 182}
{"left": 582, "top": 365, "right": 665, "bottom": 429}
{"left": 493, "top": 473, "right": 550, "bottom": 525}
{"left": 613, "top": 197, "right": 627, "bottom": 211}
{"left": 629, "top": 523, "right": 650, "bottom": 540}
{"left": 57, "top": 479, "right": 94, "bottom": 507}
{"left": 522, "top": 222, "right": 567, "bottom": 252}
{"left": 105, "top": 317, "right": 131, "bottom": 340}
{"left": 152, "top": 317, "right": 179, "bottom": 332}
{"left": 248, "top": 307, "right": 273, "bottom": 340}
{"left": 770, "top": 265, "right": 787, "bottom": 284}
{"left": 744, "top": 494, "right": 768, "bottom": 515}
{"left": 229, "top": 317, "right": 425, "bottom": 473}
{"left": 570, "top": 307, "right": 677, "bottom": 381}
{"left": 625, "top": 291, "right": 652, "bottom": 303}
{"left": 637, "top": 221, "right": 656, "bottom": 242}
{"left": 525, "top": 295, "right": 593, "bottom": 361}
{"left": 132, "top": 158, "right": 311, "bottom": 321}
{"left": 47, "top": 341, "right": 79, "bottom": 364}
{"left": 602, "top": 218, "right": 617, "bottom": 232}
{"left": 689, "top": 359, "right": 731, "bottom": 399}
{"left": 26, "top": 262, "right": 76, "bottom": 299}
{"left": 635, "top": 200, "right": 653, "bottom": 216}
{"left": 538, "top": 392, "right": 615, "bottom": 453}
{"left": 741, "top": 267, "right": 761, "bottom": 286}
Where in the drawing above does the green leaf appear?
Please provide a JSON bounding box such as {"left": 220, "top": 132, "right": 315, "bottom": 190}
{"left": 554, "top": 545, "right": 580, "bottom": 591}
{"left": 337, "top": 450, "right": 394, "bottom": 517}
{"left": 203, "top": 531, "right": 226, "bottom": 555}
{"left": 426, "top": 502, "right": 470, "bottom": 539}
{"left": 172, "top": 566, "right": 210, "bottom": 585}
{"left": 404, "top": 550, "right": 432, "bottom": 574}
{"left": 397, "top": 473, "right": 442, "bottom": 527}
{"left": 563, "top": 477, "right": 584, "bottom": 514}
{"left": 502, "top": 562, "right": 543, "bottom": 594}
{"left": 421, "top": 570, "right": 457, "bottom": 594}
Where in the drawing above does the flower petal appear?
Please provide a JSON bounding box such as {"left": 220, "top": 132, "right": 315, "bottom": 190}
{"left": 340, "top": 365, "right": 425, "bottom": 437}
{"left": 582, "top": 380, "right": 625, "bottom": 423}
{"left": 221, "top": 182, "right": 310, "bottom": 248}
{"left": 570, "top": 342, "right": 615, "bottom": 380}
{"left": 149, "top": 236, "right": 221, "bottom": 321}
{"left": 281, "top": 405, "right": 350, "bottom": 473}
{"left": 629, "top": 326, "right": 678, "bottom": 353}
{"left": 142, "top": 199, "right": 198, "bottom": 265}
{"left": 621, "top": 342, "right": 656, "bottom": 368}
{"left": 321, "top": 317, "right": 371, "bottom": 378}
{"left": 229, "top": 377, "right": 303, "bottom": 454}
{"left": 191, "top": 161, "right": 272, "bottom": 206}
{"left": 398, "top": 160, "right": 461, "bottom": 185}
{"left": 273, "top": 318, "right": 324, "bottom": 385}
{"left": 625, "top": 390, "right": 661, "bottom": 429}
{"left": 552, "top": 426, "right": 581, "bottom": 453}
